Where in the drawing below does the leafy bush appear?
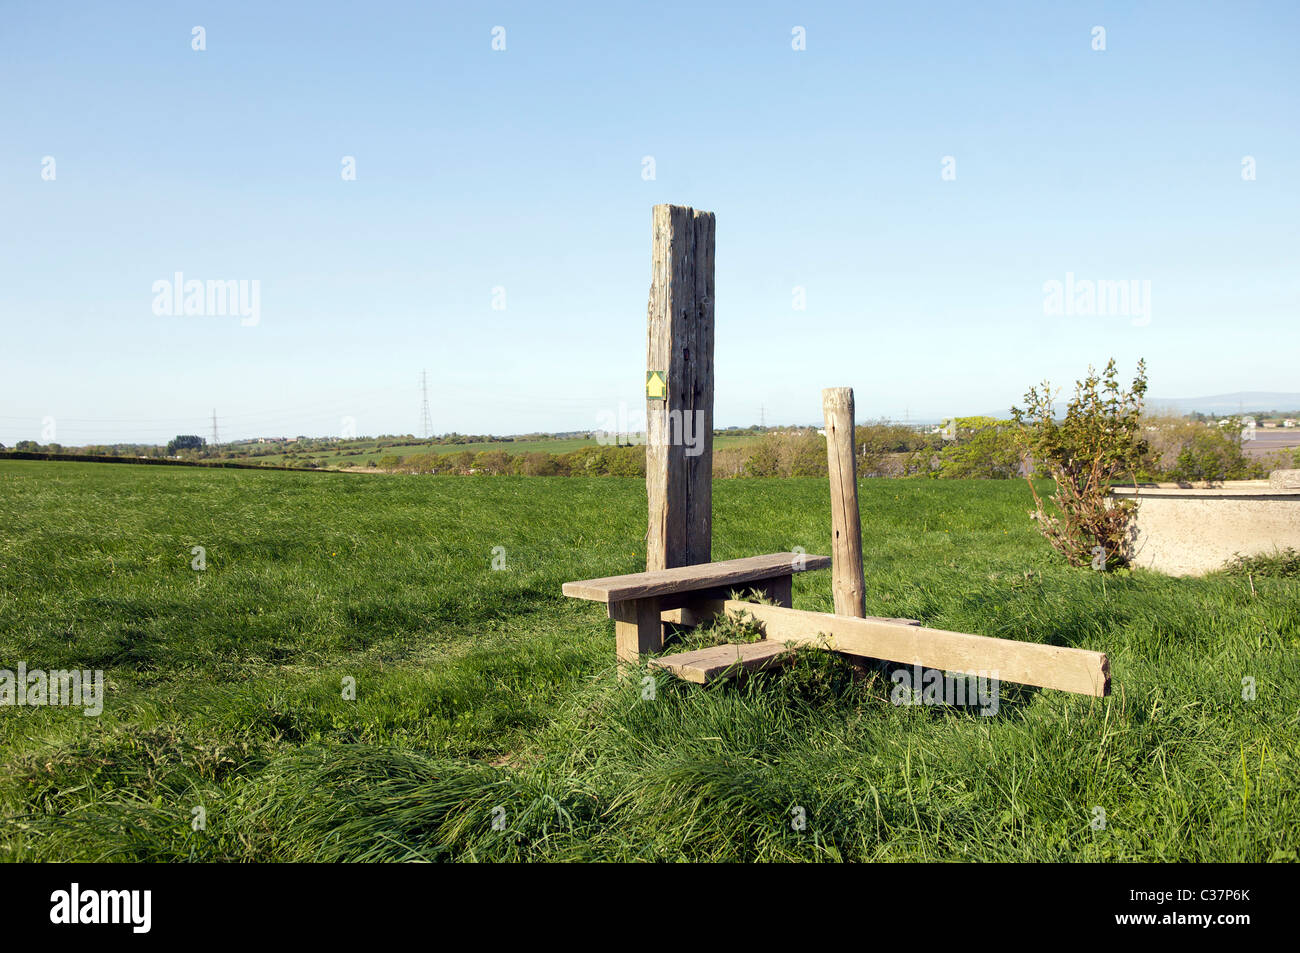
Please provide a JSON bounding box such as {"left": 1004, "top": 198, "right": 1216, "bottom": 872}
{"left": 786, "top": 434, "right": 827, "bottom": 477}
{"left": 1135, "top": 411, "right": 1203, "bottom": 479}
{"left": 557, "top": 445, "right": 645, "bottom": 477}
{"left": 1166, "top": 421, "right": 1254, "bottom": 484}
{"left": 732, "top": 432, "right": 826, "bottom": 478}
{"left": 442, "top": 450, "right": 476, "bottom": 473}
{"left": 1012, "top": 359, "right": 1148, "bottom": 570}
{"left": 402, "top": 453, "right": 440, "bottom": 474}
{"left": 1222, "top": 548, "right": 1300, "bottom": 578}
{"left": 742, "top": 437, "right": 783, "bottom": 477}
{"left": 899, "top": 447, "right": 941, "bottom": 477}
{"left": 937, "top": 417, "right": 1020, "bottom": 479}
{"left": 167, "top": 434, "right": 206, "bottom": 455}
{"left": 470, "top": 450, "right": 512, "bottom": 475}
{"left": 855, "top": 423, "right": 932, "bottom": 477}
{"left": 712, "top": 447, "right": 748, "bottom": 478}
{"left": 515, "top": 452, "right": 562, "bottom": 476}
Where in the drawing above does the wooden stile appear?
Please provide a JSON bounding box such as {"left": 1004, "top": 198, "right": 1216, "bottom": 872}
{"left": 561, "top": 205, "right": 1116, "bottom": 700}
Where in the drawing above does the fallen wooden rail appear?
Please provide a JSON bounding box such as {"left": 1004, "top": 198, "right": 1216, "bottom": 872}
{"left": 719, "top": 601, "right": 1110, "bottom": 696}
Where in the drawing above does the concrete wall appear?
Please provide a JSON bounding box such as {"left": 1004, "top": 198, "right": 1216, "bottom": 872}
{"left": 1111, "top": 478, "right": 1300, "bottom": 576}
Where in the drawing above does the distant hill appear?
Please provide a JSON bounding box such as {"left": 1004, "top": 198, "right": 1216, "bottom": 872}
{"left": 1147, "top": 392, "right": 1300, "bottom": 416}
{"left": 965, "top": 390, "right": 1300, "bottom": 421}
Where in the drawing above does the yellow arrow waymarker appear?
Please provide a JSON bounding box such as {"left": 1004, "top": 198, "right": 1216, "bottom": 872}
{"left": 646, "top": 371, "right": 667, "bottom": 400}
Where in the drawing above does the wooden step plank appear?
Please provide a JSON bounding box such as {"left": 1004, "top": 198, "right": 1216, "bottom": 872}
{"left": 561, "top": 552, "right": 830, "bottom": 602}
{"left": 649, "top": 641, "right": 793, "bottom": 684}
{"left": 722, "top": 600, "right": 1110, "bottom": 697}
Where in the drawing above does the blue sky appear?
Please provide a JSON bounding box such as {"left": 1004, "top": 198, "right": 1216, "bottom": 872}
{"left": 1, "top": 1, "right": 1297, "bottom": 445}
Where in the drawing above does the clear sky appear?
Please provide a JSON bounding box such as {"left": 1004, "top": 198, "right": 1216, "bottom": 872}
{"left": 2, "top": 1, "right": 1297, "bottom": 445}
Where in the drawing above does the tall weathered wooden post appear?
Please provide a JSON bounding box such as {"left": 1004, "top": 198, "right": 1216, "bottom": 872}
{"left": 645, "top": 204, "right": 715, "bottom": 571}
{"left": 822, "top": 387, "right": 866, "bottom": 618}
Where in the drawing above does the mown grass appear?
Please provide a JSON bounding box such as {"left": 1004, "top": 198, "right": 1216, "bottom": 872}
{"left": 0, "top": 460, "right": 1296, "bottom": 862}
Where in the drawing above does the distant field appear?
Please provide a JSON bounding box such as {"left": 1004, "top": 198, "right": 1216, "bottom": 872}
{"left": 253, "top": 433, "right": 761, "bottom": 467}
{"left": 1, "top": 460, "right": 1295, "bottom": 861}
{"left": 253, "top": 438, "right": 594, "bottom": 466}
{"left": 1244, "top": 429, "right": 1300, "bottom": 460}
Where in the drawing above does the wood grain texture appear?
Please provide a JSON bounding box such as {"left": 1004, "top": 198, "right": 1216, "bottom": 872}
{"left": 822, "top": 387, "right": 865, "bottom": 618}
{"left": 646, "top": 204, "right": 715, "bottom": 571}
{"left": 561, "top": 552, "right": 829, "bottom": 602}
{"left": 649, "top": 640, "right": 793, "bottom": 683}
{"left": 722, "top": 600, "right": 1110, "bottom": 696}
{"left": 611, "top": 596, "right": 663, "bottom": 664}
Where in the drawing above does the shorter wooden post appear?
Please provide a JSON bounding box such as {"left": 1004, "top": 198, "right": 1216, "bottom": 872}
{"left": 611, "top": 596, "right": 663, "bottom": 666}
{"left": 822, "top": 388, "right": 865, "bottom": 618}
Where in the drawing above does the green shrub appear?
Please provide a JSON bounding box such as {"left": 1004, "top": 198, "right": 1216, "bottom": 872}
{"left": 857, "top": 423, "right": 933, "bottom": 477}
{"left": 742, "top": 436, "right": 783, "bottom": 477}
{"left": 442, "top": 451, "right": 476, "bottom": 473}
{"left": 1222, "top": 548, "right": 1300, "bottom": 577}
{"left": 1167, "top": 423, "right": 1254, "bottom": 483}
{"left": 515, "top": 452, "right": 562, "bottom": 476}
{"left": 937, "top": 417, "right": 1020, "bottom": 479}
{"left": 471, "top": 450, "right": 512, "bottom": 475}
{"left": 786, "top": 434, "right": 827, "bottom": 477}
{"left": 1012, "top": 359, "right": 1148, "bottom": 570}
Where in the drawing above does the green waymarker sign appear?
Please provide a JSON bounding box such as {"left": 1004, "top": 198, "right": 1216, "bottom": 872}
{"left": 646, "top": 371, "right": 667, "bottom": 400}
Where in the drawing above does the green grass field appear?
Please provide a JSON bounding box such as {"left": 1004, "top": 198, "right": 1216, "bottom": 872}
{"left": 251, "top": 433, "right": 761, "bottom": 467}
{"left": 1, "top": 460, "right": 1296, "bottom": 861}
{"left": 252, "top": 437, "right": 599, "bottom": 466}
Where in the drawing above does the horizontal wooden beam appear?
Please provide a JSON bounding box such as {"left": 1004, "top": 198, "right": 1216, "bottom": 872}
{"left": 562, "top": 552, "right": 829, "bottom": 603}
{"left": 649, "top": 641, "right": 793, "bottom": 684}
{"left": 723, "top": 601, "right": 1110, "bottom": 697}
